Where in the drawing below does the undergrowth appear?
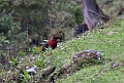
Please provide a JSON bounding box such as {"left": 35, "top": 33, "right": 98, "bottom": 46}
{"left": 0, "top": 17, "right": 124, "bottom": 83}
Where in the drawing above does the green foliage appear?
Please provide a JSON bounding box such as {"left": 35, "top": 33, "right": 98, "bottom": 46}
{"left": 74, "top": 5, "right": 84, "bottom": 24}
{"left": 1, "top": 17, "right": 124, "bottom": 83}
{"left": 0, "top": 0, "right": 11, "bottom": 12}
{"left": 56, "top": 18, "right": 124, "bottom": 83}
{"left": 0, "top": 0, "right": 17, "bottom": 36}
{"left": 0, "top": 0, "right": 124, "bottom": 83}
{"left": 11, "top": 57, "right": 18, "bottom": 67}
{"left": 35, "top": 57, "right": 45, "bottom": 68}
{"left": 29, "top": 47, "right": 41, "bottom": 55}
{"left": 0, "top": 34, "right": 10, "bottom": 47}
{"left": 12, "top": 0, "right": 51, "bottom": 41}
{"left": 19, "top": 51, "right": 26, "bottom": 56}
{"left": 0, "top": 12, "right": 16, "bottom": 35}
{"left": 20, "top": 70, "right": 30, "bottom": 83}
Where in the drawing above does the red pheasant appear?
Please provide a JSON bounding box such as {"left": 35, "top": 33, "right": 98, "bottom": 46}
{"left": 41, "top": 37, "right": 58, "bottom": 51}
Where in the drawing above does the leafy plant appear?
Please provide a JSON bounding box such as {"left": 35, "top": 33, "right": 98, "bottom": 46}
{"left": 29, "top": 47, "right": 41, "bottom": 55}
{"left": 29, "top": 48, "right": 37, "bottom": 55}
{"left": 11, "top": 57, "right": 18, "bottom": 67}
{"left": 0, "top": 11, "right": 17, "bottom": 35}
{"left": 0, "top": 34, "right": 10, "bottom": 47}
{"left": 20, "top": 70, "right": 30, "bottom": 83}
{"left": 35, "top": 57, "right": 45, "bottom": 68}
{"left": 19, "top": 51, "right": 26, "bottom": 57}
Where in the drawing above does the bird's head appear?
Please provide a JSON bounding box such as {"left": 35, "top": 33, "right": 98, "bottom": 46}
{"left": 52, "top": 37, "right": 59, "bottom": 42}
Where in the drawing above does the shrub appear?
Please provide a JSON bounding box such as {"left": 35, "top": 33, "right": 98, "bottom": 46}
{"left": 0, "top": 12, "right": 17, "bottom": 35}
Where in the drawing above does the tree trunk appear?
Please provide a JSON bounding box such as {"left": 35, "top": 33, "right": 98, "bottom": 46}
{"left": 82, "top": 0, "right": 109, "bottom": 30}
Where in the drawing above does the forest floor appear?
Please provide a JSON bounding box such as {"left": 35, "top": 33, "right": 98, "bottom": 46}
{"left": 55, "top": 17, "right": 124, "bottom": 83}
{"left": 0, "top": 16, "right": 124, "bottom": 83}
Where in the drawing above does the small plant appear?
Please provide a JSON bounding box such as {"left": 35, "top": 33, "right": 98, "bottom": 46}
{"left": 11, "top": 57, "right": 18, "bottom": 67}
{"left": 35, "top": 58, "right": 45, "bottom": 68}
{"left": 19, "top": 70, "right": 30, "bottom": 83}
{"left": 19, "top": 51, "right": 26, "bottom": 57}
{"left": 29, "top": 47, "right": 41, "bottom": 55}
{"left": 29, "top": 48, "right": 37, "bottom": 55}
{"left": 0, "top": 34, "right": 10, "bottom": 47}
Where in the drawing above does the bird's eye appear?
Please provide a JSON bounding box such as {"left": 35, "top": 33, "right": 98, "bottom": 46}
{"left": 53, "top": 39, "right": 57, "bottom": 42}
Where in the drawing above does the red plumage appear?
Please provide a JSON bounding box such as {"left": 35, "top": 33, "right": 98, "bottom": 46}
{"left": 41, "top": 37, "right": 58, "bottom": 51}
{"left": 49, "top": 39, "right": 57, "bottom": 49}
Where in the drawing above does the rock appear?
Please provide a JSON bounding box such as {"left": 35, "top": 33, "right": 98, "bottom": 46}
{"left": 73, "top": 50, "right": 102, "bottom": 65}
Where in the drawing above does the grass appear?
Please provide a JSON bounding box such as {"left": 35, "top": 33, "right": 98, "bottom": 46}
{"left": 0, "top": 17, "right": 124, "bottom": 83}
{"left": 55, "top": 17, "right": 124, "bottom": 83}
